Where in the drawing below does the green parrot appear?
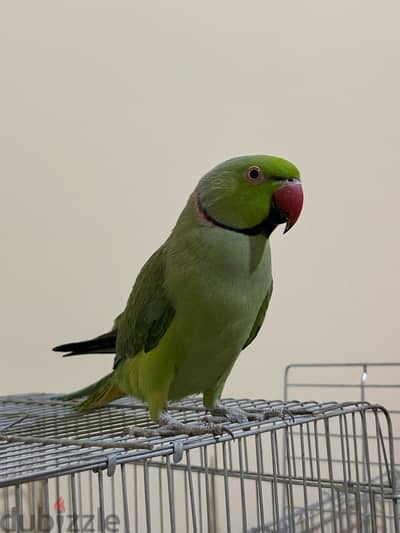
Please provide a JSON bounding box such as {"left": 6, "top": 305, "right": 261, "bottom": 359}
{"left": 54, "top": 155, "right": 303, "bottom": 432}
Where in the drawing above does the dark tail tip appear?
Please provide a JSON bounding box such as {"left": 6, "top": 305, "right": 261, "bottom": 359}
{"left": 53, "top": 342, "right": 81, "bottom": 354}
{"left": 52, "top": 332, "right": 117, "bottom": 357}
{"left": 53, "top": 345, "right": 68, "bottom": 352}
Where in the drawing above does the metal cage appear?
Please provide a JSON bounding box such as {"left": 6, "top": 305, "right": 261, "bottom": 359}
{"left": 0, "top": 376, "right": 399, "bottom": 532}
{"left": 283, "top": 361, "right": 400, "bottom": 532}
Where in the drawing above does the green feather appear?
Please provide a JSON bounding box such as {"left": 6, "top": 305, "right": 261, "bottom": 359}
{"left": 114, "top": 246, "right": 175, "bottom": 367}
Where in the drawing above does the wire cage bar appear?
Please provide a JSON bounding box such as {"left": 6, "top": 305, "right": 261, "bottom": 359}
{"left": 284, "top": 362, "right": 400, "bottom": 532}
{"left": 0, "top": 390, "right": 398, "bottom": 532}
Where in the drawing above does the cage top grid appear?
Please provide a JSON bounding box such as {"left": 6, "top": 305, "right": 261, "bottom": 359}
{"left": 0, "top": 394, "right": 391, "bottom": 487}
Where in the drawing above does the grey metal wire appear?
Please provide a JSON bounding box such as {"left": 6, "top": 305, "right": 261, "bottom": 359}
{"left": 283, "top": 362, "right": 400, "bottom": 533}
{"left": 0, "top": 386, "right": 398, "bottom": 532}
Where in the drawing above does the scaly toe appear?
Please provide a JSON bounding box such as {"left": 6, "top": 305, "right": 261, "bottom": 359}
{"left": 261, "top": 405, "right": 314, "bottom": 421}
{"left": 210, "top": 405, "right": 264, "bottom": 423}
{"left": 127, "top": 413, "right": 233, "bottom": 439}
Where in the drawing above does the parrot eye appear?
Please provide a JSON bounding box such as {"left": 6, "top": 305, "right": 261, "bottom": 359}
{"left": 246, "top": 166, "right": 264, "bottom": 184}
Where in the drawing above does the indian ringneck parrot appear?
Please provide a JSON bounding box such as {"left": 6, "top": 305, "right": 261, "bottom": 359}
{"left": 54, "top": 155, "right": 303, "bottom": 433}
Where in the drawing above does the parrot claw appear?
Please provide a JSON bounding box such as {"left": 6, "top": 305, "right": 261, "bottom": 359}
{"left": 126, "top": 412, "right": 233, "bottom": 440}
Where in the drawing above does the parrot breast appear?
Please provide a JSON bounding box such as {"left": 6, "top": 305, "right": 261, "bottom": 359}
{"left": 163, "top": 195, "right": 272, "bottom": 399}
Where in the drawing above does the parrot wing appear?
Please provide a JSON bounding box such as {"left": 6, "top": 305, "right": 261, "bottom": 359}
{"left": 242, "top": 280, "right": 273, "bottom": 349}
{"left": 112, "top": 245, "right": 176, "bottom": 369}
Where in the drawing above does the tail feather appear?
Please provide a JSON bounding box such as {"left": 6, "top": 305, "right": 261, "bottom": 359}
{"left": 53, "top": 330, "right": 117, "bottom": 357}
{"left": 59, "top": 372, "right": 124, "bottom": 411}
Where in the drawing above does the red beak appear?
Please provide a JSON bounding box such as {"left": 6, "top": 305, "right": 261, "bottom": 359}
{"left": 273, "top": 179, "right": 304, "bottom": 233}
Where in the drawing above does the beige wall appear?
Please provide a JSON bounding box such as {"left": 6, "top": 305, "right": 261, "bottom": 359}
{"left": 0, "top": 1, "right": 399, "bottom": 402}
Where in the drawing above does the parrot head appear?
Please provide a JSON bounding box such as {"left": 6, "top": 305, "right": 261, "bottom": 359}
{"left": 197, "top": 155, "right": 303, "bottom": 237}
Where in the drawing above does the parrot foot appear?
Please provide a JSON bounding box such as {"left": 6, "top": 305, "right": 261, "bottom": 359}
{"left": 209, "top": 403, "right": 312, "bottom": 424}
{"left": 126, "top": 412, "right": 233, "bottom": 439}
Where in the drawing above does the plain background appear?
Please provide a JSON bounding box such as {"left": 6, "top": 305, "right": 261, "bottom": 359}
{"left": 0, "top": 1, "right": 399, "bottom": 402}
